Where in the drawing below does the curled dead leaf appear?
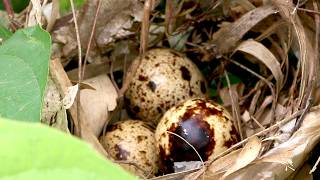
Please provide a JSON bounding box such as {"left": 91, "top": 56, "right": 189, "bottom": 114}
{"left": 233, "top": 39, "right": 284, "bottom": 93}
{"left": 223, "top": 136, "right": 262, "bottom": 177}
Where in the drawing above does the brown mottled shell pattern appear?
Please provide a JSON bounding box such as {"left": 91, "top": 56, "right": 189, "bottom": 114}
{"left": 155, "top": 98, "right": 239, "bottom": 168}
{"left": 125, "top": 49, "right": 207, "bottom": 125}
{"left": 100, "top": 120, "right": 159, "bottom": 177}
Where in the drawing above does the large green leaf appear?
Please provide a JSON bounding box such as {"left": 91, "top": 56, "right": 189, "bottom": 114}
{"left": 0, "top": 26, "right": 50, "bottom": 122}
{"left": 0, "top": 117, "right": 137, "bottom": 180}
{"left": 0, "top": 24, "right": 12, "bottom": 41}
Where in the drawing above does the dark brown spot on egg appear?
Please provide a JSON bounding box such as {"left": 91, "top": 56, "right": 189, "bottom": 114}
{"left": 155, "top": 63, "right": 160, "bottom": 67}
{"left": 180, "top": 66, "right": 191, "bottom": 81}
{"left": 141, "top": 97, "right": 145, "bottom": 102}
{"left": 114, "top": 144, "right": 130, "bottom": 160}
{"left": 145, "top": 55, "right": 150, "bottom": 60}
{"left": 133, "top": 106, "right": 140, "bottom": 113}
{"left": 139, "top": 150, "right": 146, "bottom": 155}
{"left": 189, "top": 90, "right": 194, "bottom": 96}
{"left": 147, "top": 81, "right": 157, "bottom": 92}
{"left": 157, "top": 107, "right": 162, "bottom": 113}
{"left": 224, "top": 125, "right": 240, "bottom": 148}
{"left": 138, "top": 75, "right": 148, "bottom": 81}
{"left": 200, "top": 81, "right": 207, "bottom": 93}
{"left": 137, "top": 135, "right": 147, "bottom": 143}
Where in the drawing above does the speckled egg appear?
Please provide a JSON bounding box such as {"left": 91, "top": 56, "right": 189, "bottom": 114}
{"left": 100, "top": 120, "right": 159, "bottom": 177}
{"left": 155, "top": 98, "right": 239, "bottom": 173}
{"left": 125, "top": 49, "right": 207, "bottom": 125}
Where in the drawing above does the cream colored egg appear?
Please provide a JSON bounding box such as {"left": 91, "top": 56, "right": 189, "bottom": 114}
{"left": 100, "top": 120, "right": 159, "bottom": 177}
{"left": 155, "top": 98, "right": 239, "bottom": 172}
{"left": 125, "top": 49, "right": 207, "bottom": 125}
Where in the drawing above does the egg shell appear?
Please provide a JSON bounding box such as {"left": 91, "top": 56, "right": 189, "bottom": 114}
{"left": 100, "top": 120, "right": 159, "bottom": 177}
{"left": 155, "top": 98, "right": 239, "bottom": 172}
{"left": 125, "top": 48, "right": 207, "bottom": 125}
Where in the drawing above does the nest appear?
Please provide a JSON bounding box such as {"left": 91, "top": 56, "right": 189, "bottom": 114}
{"left": 25, "top": 0, "right": 320, "bottom": 179}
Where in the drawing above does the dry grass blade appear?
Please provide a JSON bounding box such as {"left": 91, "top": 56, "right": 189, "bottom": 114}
{"left": 28, "top": 0, "right": 42, "bottom": 26}
{"left": 208, "top": 5, "right": 278, "bottom": 57}
{"left": 223, "top": 136, "right": 262, "bottom": 177}
{"left": 46, "top": 0, "right": 59, "bottom": 32}
{"left": 234, "top": 39, "right": 284, "bottom": 93}
{"left": 140, "top": 0, "right": 154, "bottom": 55}
{"left": 273, "top": 0, "right": 317, "bottom": 109}
{"left": 225, "top": 71, "right": 243, "bottom": 140}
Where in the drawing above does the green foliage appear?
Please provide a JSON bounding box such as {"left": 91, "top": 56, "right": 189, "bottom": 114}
{"left": 0, "top": 26, "right": 50, "bottom": 122}
{"left": 0, "top": 24, "right": 12, "bottom": 41}
{"left": 0, "top": 117, "right": 137, "bottom": 180}
{"left": 60, "top": 0, "right": 86, "bottom": 14}
{"left": 0, "top": 0, "right": 29, "bottom": 13}
{"left": 221, "top": 72, "right": 242, "bottom": 87}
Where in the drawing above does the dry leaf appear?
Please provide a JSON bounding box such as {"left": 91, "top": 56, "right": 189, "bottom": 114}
{"left": 207, "top": 149, "right": 242, "bottom": 176}
{"left": 233, "top": 39, "right": 284, "bottom": 93}
{"left": 223, "top": 136, "right": 262, "bottom": 177}
{"left": 80, "top": 74, "right": 118, "bottom": 136}
{"left": 207, "top": 5, "right": 278, "bottom": 58}
{"left": 50, "top": 58, "right": 110, "bottom": 158}
{"left": 62, "top": 84, "right": 79, "bottom": 109}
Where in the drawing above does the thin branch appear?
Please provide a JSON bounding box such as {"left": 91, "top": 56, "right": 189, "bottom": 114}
{"left": 2, "top": 0, "right": 16, "bottom": 31}
{"left": 224, "top": 70, "right": 243, "bottom": 141}
{"left": 69, "top": 0, "right": 82, "bottom": 136}
{"left": 81, "top": 0, "right": 102, "bottom": 79}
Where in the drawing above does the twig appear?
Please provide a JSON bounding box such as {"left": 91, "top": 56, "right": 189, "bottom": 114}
{"left": 69, "top": 0, "right": 82, "bottom": 136}
{"left": 224, "top": 71, "right": 243, "bottom": 141}
{"left": 81, "top": 0, "right": 102, "bottom": 79}
{"left": 310, "top": 156, "right": 320, "bottom": 174}
{"left": 2, "top": 0, "right": 16, "bottom": 31}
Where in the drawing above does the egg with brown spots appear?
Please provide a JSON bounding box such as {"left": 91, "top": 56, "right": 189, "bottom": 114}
{"left": 125, "top": 49, "right": 207, "bottom": 125}
{"left": 100, "top": 120, "right": 159, "bottom": 177}
{"left": 155, "top": 98, "right": 239, "bottom": 173}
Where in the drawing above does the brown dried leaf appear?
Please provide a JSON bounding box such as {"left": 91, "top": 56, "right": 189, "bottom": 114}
{"left": 50, "top": 58, "right": 110, "bottom": 158}
{"left": 234, "top": 39, "right": 284, "bottom": 93}
{"left": 207, "top": 149, "right": 242, "bottom": 176}
{"left": 80, "top": 74, "right": 118, "bottom": 136}
{"left": 273, "top": 0, "right": 317, "bottom": 108}
{"left": 223, "top": 136, "right": 262, "bottom": 177}
{"left": 222, "top": 108, "right": 320, "bottom": 179}
{"left": 208, "top": 5, "right": 278, "bottom": 58}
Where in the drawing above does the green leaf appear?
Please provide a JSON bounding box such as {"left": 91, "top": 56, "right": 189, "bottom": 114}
{"left": 60, "top": 0, "right": 85, "bottom": 14}
{"left": 0, "top": 117, "right": 137, "bottom": 180}
{"left": 0, "top": 0, "right": 30, "bottom": 13}
{"left": 0, "top": 24, "right": 12, "bottom": 41}
{"left": 0, "top": 25, "right": 51, "bottom": 122}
